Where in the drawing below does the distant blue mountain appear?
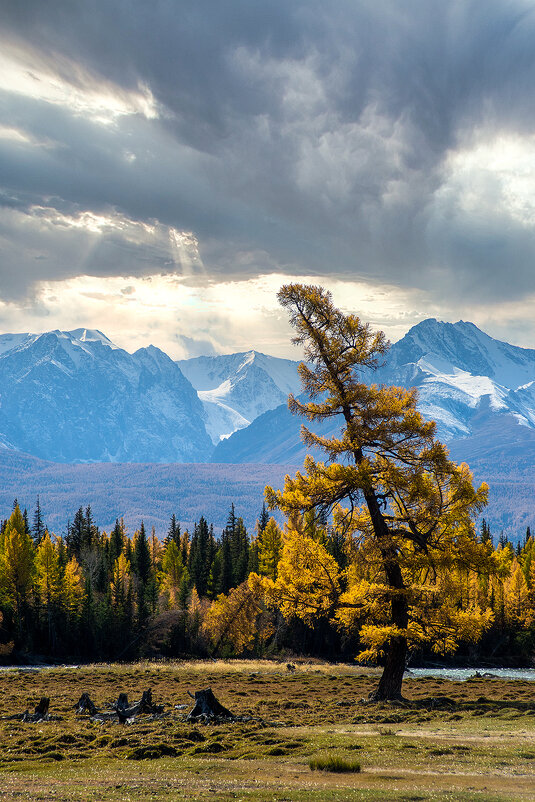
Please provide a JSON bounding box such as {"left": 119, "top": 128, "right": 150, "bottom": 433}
{"left": 0, "top": 329, "right": 211, "bottom": 462}
{"left": 2, "top": 319, "right": 535, "bottom": 537}
{"left": 177, "top": 350, "right": 302, "bottom": 444}
{"left": 213, "top": 319, "right": 535, "bottom": 461}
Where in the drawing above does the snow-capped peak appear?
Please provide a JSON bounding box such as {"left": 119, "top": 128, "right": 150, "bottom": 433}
{"left": 390, "top": 318, "right": 535, "bottom": 390}
{"left": 178, "top": 349, "right": 303, "bottom": 444}
{"left": 66, "top": 328, "right": 119, "bottom": 348}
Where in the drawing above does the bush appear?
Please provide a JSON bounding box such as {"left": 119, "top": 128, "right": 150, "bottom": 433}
{"left": 309, "top": 754, "right": 361, "bottom": 773}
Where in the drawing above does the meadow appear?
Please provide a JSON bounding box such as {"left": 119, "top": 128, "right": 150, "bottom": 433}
{"left": 0, "top": 660, "right": 534, "bottom": 801}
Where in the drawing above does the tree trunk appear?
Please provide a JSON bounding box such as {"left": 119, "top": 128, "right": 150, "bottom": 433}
{"left": 363, "top": 488, "right": 409, "bottom": 701}
{"left": 370, "top": 635, "right": 407, "bottom": 701}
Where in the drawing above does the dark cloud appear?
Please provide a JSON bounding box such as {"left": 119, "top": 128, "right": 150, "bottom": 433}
{"left": 2, "top": 0, "right": 535, "bottom": 305}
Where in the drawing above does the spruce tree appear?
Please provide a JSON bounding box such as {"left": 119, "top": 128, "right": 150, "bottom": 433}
{"left": 165, "top": 514, "right": 181, "bottom": 548}
{"left": 189, "top": 517, "right": 212, "bottom": 597}
{"left": 109, "top": 519, "right": 125, "bottom": 567}
{"left": 66, "top": 507, "right": 85, "bottom": 558}
{"left": 134, "top": 522, "right": 151, "bottom": 584}
{"left": 258, "top": 503, "right": 269, "bottom": 534}
{"left": 480, "top": 518, "right": 494, "bottom": 545}
{"left": 83, "top": 506, "right": 98, "bottom": 552}
{"left": 218, "top": 533, "right": 233, "bottom": 595}
{"left": 32, "top": 496, "right": 46, "bottom": 546}
{"left": 230, "top": 517, "right": 249, "bottom": 587}
{"left": 133, "top": 522, "right": 151, "bottom": 623}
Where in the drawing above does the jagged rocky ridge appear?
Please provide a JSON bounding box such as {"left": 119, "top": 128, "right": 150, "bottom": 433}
{"left": 0, "top": 329, "right": 212, "bottom": 463}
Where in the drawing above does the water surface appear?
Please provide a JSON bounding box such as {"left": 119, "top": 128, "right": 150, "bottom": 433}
{"left": 406, "top": 667, "right": 535, "bottom": 682}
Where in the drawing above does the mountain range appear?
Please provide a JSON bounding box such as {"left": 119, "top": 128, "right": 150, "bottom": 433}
{"left": 0, "top": 329, "right": 211, "bottom": 463}
{"left": 2, "top": 319, "right": 535, "bottom": 536}
{"left": 177, "top": 351, "right": 302, "bottom": 444}
{"left": 213, "top": 318, "right": 535, "bottom": 462}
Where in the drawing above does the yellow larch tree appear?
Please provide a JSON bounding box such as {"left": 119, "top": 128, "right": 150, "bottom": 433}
{"left": 62, "top": 556, "right": 85, "bottom": 622}
{"left": 35, "top": 531, "right": 62, "bottom": 646}
{"left": 257, "top": 284, "right": 493, "bottom": 700}
{"left": 503, "top": 557, "right": 533, "bottom": 630}
{"left": 0, "top": 504, "right": 35, "bottom": 636}
{"left": 110, "top": 553, "right": 132, "bottom": 610}
{"left": 161, "top": 540, "right": 186, "bottom": 608}
{"left": 204, "top": 581, "right": 274, "bottom": 655}
{"left": 257, "top": 518, "right": 283, "bottom": 581}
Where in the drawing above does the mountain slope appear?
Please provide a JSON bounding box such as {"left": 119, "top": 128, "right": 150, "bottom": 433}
{"left": 212, "top": 318, "right": 535, "bottom": 459}
{"left": 177, "top": 350, "right": 302, "bottom": 443}
{"left": 376, "top": 320, "right": 535, "bottom": 440}
{"left": 0, "top": 330, "right": 212, "bottom": 463}
{"left": 0, "top": 446, "right": 292, "bottom": 534}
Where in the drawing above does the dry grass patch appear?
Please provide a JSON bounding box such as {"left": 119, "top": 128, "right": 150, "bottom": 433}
{"left": 0, "top": 661, "right": 534, "bottom": 800}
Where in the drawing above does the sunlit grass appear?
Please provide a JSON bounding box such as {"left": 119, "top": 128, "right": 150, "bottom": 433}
{"left": 309, "top": 753, "right": 361, "bottom": 772}
{"left": 0, "top": 660, "right": 534, "bottom": 800}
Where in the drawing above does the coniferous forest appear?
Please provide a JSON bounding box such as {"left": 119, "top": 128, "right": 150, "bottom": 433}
{"left": 1, "top": 495, "right": 534, "bottom": 667}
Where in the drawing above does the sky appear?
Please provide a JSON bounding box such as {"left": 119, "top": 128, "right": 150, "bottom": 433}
{"left": 2, "top": 0, "right": 535, "bottom": 359}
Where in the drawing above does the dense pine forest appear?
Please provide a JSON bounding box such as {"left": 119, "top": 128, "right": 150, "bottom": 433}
{"left": 0, "top": 497, "right": 534, "bottom": 667}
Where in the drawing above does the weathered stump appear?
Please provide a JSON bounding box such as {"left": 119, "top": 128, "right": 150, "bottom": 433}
{"left": 114, "top": 688, "right": 164, "bottom": 723}
{"left": 138, "top": 688, "right": 164, "bottom": 715}
{"left": 22, "top": 697, "right": 50, "bottom": 722}
{"left": 187, "top": 688, "right": 234, "bottom": 722}
{"left": 74, "top": 693, "right": 98, "bottom": 716}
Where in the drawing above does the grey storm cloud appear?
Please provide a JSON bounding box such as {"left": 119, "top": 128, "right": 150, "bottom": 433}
{"left": 2, "top": 0, "right": 535, "bottom": 302}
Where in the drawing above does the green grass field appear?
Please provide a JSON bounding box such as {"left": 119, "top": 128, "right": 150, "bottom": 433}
{"left": 1, "top": 659, "right": 534, "bottom": 801}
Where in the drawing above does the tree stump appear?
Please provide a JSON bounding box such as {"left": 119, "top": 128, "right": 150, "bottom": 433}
{"left": 22, "top": 697, "right": 50, "bottom": 722}
{"left": 187, "top": 688, "right": 234, "bottom": 722}
{"left": 114, "top": 688, "right": 164, "bottom": 723}
{"left": 138, "top": 688, "right": 164, "bottom": 715}
{"left": 115, "top": 693, "right": 129, "bottom": 712}
{"left": 74, "top": 693, "right": 98, "bottom": 716}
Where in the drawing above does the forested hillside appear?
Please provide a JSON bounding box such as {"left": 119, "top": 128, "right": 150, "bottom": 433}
{"left": 0, "top": 449, "right": 292, "bottom": 533}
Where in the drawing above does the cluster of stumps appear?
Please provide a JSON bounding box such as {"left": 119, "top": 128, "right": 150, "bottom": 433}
{"left": 4, "top": 687, "right": 236, "bottom": 725}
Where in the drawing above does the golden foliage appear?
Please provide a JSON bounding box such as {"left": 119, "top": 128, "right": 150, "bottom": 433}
{"left": 62, "top": 556, "right": 85, "bottom": 618}
{"left": 0, "top": 505, "right": 35, "bottom": 613}
{"left": 35, "top": 531, "right": 62, "bottom": 609}
{"left": 204, "top": 581, "right": 273, "bottom": 654}
{"left": 257, "top": 517, "right": 283, "bottom": 581}
{"left": 262, "top": 284, "right": 495, "bottom": 685}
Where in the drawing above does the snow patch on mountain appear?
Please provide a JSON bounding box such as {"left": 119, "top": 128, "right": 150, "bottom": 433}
{"left": 178, "top": 350, "right": 302, "bottom": 443}
{"left": 67, "top": 328, "right": 118, "bottom": 348}
{"left": 0, "top": 332, "right": 39, "bottom": 356}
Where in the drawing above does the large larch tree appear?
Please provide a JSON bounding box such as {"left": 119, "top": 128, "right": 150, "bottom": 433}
{"left": 258, "top": 284, "right": 493, "bottom": 700}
